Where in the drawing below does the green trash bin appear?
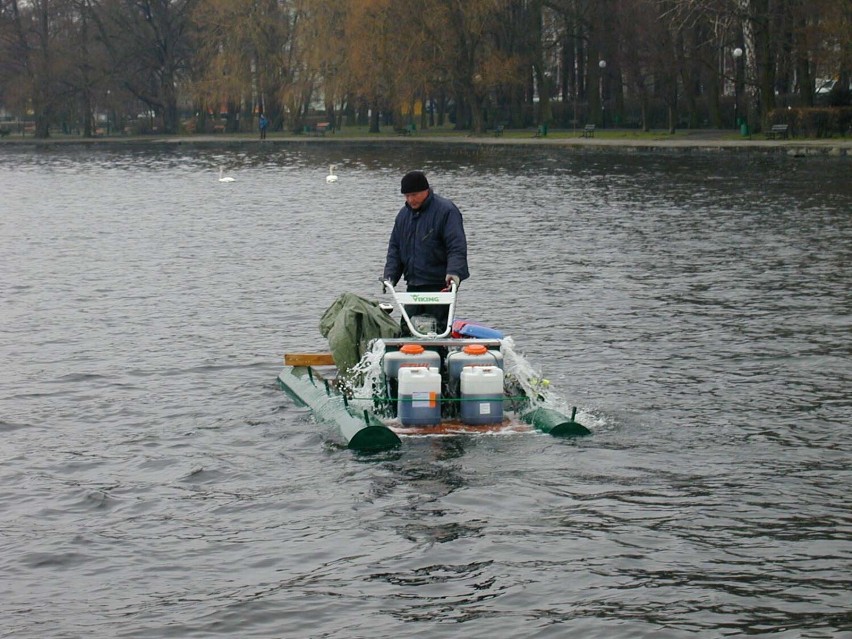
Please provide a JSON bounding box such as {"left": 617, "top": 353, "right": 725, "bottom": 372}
{"left": 740, "top": 122, "right": 749, "bottom": 136}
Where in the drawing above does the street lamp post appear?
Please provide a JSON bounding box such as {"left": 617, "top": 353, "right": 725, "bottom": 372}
{"left": 732, "top": 47, "right": 743, "bottom": 134}
{"left": 598, "top": 59, "right": 606, "bottom": 128}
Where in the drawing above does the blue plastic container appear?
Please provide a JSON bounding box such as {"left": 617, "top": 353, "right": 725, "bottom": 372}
{"left": 398, "top": 367, "right": 442, "bottom": 426}
{"left": 383, "top": 344, "right": 441, "bottom": 378}
{"left": 447, "top": 344, "right": 503, "bottom": 382}
{"left": 460, "top": 366, "right": 504, "bottom": 425}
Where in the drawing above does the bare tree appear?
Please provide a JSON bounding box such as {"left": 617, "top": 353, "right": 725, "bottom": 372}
{"left": 90, "top": 0, "right": 199, "bottom": 134}
{"left": 1, "top": 0, "right": 81, "bottom": 137}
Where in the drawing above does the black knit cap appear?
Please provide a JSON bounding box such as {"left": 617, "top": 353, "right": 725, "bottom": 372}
{"left": 401, "top": 170, "right": 430, "bottom": 194}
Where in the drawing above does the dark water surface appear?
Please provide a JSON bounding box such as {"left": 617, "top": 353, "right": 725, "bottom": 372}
{"left": 1, "top": 143, "right": 850, "bottom": 638}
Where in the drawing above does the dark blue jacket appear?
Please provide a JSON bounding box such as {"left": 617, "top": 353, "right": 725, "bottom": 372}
{"left": 383, "top": 190, "right": 469, "bottom": 287}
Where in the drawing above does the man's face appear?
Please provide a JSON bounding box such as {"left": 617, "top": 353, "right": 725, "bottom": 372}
{"left": 404, "top": 189, "right": 429, "bottom": 210}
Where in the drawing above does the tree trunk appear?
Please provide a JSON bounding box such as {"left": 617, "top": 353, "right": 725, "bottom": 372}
{"left": 467, "top": 86, "right": 486, "bottom": 134}
{"left": 33, "top": 0, "right": 52, "bottom": 138}
{"left": 82, "top": 91, "right": 94, "bottom": 137}
{"left": 530, "top": 0, "right": 551, "bottom": 125}
{"left": 752, "top": 0, "right": 775, "bottom": 129}
{"left": 161, "top": 70, "right": 180, "bottom": 134}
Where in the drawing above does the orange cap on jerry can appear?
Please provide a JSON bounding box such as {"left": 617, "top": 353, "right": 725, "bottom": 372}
{"left": 462, "top": 344, "right": 488, "bottom": 355}
{"left": 400, "top": 344, "right": 425, "bottom": 355}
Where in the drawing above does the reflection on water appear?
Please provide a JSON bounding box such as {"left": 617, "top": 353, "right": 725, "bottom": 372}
{"left": 0, "top": 143, "right": 850, "bottom": 638}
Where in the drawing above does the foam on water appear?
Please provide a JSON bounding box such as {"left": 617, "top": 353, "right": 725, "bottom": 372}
{"left": 338, "top": 340, "right": 387, "bottom": 409}
{"left": 500, "top": 336, "right": 606, "bottom": 431}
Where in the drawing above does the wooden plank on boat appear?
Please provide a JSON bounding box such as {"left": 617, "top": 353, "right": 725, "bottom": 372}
{"left": 284, "top": 353, "right": 335, "bottom": 367}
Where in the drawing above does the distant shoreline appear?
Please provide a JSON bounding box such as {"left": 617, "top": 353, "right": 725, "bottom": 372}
{"left": 2, "top": 129, "right": 850, "bottom": 157}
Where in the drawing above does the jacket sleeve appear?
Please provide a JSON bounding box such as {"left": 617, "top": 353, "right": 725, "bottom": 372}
{"left": 383, "top": 216, "right": 403, "bottom": 285}
{"left": 443, "top": 205, "right": 469, "bottom": 281}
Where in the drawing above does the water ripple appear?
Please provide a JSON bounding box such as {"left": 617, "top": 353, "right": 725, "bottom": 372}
{"left": 0, "top": 144, "right": 850, "bottom": 638}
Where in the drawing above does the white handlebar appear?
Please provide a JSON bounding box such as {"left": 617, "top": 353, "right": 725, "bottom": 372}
{"left": 382, "top": 280, "right": 458, "bottom": 338}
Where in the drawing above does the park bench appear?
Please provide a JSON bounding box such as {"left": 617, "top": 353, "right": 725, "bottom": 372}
{"left": 395, "top": 123, "right": 415, "bottom": 135}
{"left": 0, "top": 127, "right": 10, "bottom": 137}
{"left": 766, "top": 124, "right": 789, "bottom": 140}
{"left": 583, "top": 124, "right": 596, "bottom": 138}
{"left": 315, "top": 122, "right": 330, "bottom": 136}
{"left": 494, "top": 124, "right": 505, "bottom": 137}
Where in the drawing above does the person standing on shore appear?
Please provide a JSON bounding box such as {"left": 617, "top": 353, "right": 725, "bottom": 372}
{"left": 259, "top": 113, "right": 268, "bottom": 140}
{"left": 383, "top": 170, "right": 469, "bottom": 331}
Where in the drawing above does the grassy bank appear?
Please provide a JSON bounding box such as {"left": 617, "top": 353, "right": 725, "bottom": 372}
{"left": 2, "top": 124, "right": 850, "bottom": 155}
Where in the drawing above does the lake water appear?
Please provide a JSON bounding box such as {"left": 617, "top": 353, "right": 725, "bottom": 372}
{"left": 1, "top": 142, "right": 850, "bottom": 638}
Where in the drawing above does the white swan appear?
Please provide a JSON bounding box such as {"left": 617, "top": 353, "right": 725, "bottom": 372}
{"left": 218, "top": 166, "right": 235, "bottom": 183}
{"left": 326, "top": 165, "right": 338, "bottom": 183}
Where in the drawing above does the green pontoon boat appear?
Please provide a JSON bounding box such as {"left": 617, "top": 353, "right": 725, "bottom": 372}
{"left": 278, "top": 281, "right": 590, "bottom": 452}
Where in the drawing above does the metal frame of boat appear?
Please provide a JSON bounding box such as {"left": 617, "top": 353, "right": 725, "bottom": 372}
{"left": 277, "top": 282, "right": 590, "bottom": 452}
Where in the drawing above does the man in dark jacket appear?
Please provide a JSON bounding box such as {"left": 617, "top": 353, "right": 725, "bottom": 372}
{"left": 383, "top": 170, "right": 469, "bottom": 331}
